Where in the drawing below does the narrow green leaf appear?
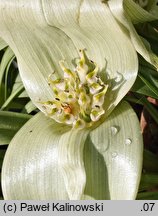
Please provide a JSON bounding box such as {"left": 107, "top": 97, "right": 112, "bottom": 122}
{"left": 108, "top": 0, "right": 155, "bottom": 65}
{"left": 0, "top": 47, "right": 15, "bottom": 105}
{"left": 125, "top": 94, "right": 143, "bottom": 105}
{"left": 0, "top": 47, "right": 15, "bottom": 91}
{"left": 139, "top": 173, "right": 158, "bottom": 191}
{"left": 11, "top": 74, "right": 28, "bottom": 98}
{"left": 140, "top": 36, "right": 158, "bottom": 69}
{"left": 143, "top": 150, "right": 158, "bottom": 173}
{"left": 0, "top": 148, "right": 6, "bottom": 168}
{"left": 128, "top": 93, "right": 158, "bottom": 126}
{"left": 139, "top": 64, "right": 158, "bottom": 98}
{"left": 137, "top": 191, "right": 158, "bottom": 200}
{"left": 1, "top": 84, "right": 24, "bottom": 110}
{"left": 124, "top": 0, "right": 158, "bottom": 24}
{"left": 4, "top": 56, "right": 15, "bottom": 101}
{"left": 140, "top": 97, "right": 158, "bottom": 125}
{"left": 139, "top": 74, "right": 158, "bottom": 98}
{"left": 0, "top": 111, "right": 31, "bottom": 145}
{"left": 132, "top": 76, "right": 158, "bottom": 99}
{"left": 132, "top": 58, "right": 158, "bottom": 98}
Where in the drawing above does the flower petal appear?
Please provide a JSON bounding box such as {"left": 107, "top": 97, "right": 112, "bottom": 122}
{"left": 0, "top": 0, "right": 138, "bottom": 117}
{"left": 2, "top": 102, "right": 143, "bottom": 200}
{"left": 2, "top": 113, "right": 70, "bottom": 199}
{"left": 2, "top": 112, "right": 89, "bottom": 200}
{"left": 88, "top": 101, "right": 143, "bottom": 199}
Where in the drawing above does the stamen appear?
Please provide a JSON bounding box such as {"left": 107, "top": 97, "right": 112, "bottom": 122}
{"left": 42, "top": 50, "right": 108, "bottom": 128}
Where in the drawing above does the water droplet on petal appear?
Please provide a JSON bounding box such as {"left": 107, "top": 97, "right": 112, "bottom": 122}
{"left": 111, "top": 126, "right": 119, "bottom": 135}
{"left": 125, "top": 138, "right": 132, "bottom": 145}
{"left": 115, "top": 72, "right": 123, "bottom": 83}
{"left": 111, "top": 152, "right": 118, "bottom": 158}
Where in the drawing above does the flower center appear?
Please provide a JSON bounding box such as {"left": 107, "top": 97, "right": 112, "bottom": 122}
{"left": 42, "top": 50, "right": 108, "bottom": 128}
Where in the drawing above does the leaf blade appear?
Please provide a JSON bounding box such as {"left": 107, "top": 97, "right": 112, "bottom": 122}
{"left": 0, "top": 111, "right": 31, "bottom": 145}
{"left": 89, "top": 101, "right": 143, "bottom": 199}
{"left": 2, "top": 102, "right": 143, "bottom": 200}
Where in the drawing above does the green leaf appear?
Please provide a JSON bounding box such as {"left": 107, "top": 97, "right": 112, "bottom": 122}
{"left": 11, "top": 74, "right": 28, "bottom": 98}
{"left": 0, "top": 0, "right": 138, "bottom": 118}
{"left": 139, "top": 173, "right": 158, "bottom": 191}
{"left": 143, "top": 150, "right": 158, "bottom": 173}
{"left": 124, "top": 0, "right": 158, "bottom": 24}
{"left": 132, "top": 76, "right": 158, "bottom": 99}
{"left": 132, "top": 60, "right": 158, "bottom": 99}
{"left": 140, "top": 96, "right": 158, "bottom": 125}
{"left": 0, "top": 47, "right": 14, "bottom": 88}
{"left": 1, "top": 84, "right": 24, "bottom": 110}
{"left": 139, "top": 65, "right": 158, "bottom": 98}
{"left": 140, "top": 36, "right": 158, "bottom": 69}
{"left": 137, "top": 191, "right": 158, "bottom": 200}
{"left": 108, "top": 0, "right": 157, "bottom": 66}
{"left": 2, "top": 101, "right": 143, "bottom": 200}
{"left": 0, "top": 111, "right": 31, "bottom": 145}
{"left": 128, "top": 93, "right": 158, "bottom": 125}
{"left": 0, "top": 47, "right": 15, "bottom": 105}
{"left": 135, "top": 23, "right": 158, "bottom": 70}
{"left": 0, "top": 148, "right": 6, "bottom": 168}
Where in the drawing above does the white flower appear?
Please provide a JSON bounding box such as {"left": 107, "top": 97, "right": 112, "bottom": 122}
{"left": 42, "top": 50, "right": 108, "bottom": 128}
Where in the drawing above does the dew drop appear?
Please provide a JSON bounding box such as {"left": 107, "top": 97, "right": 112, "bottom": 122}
{"left": 125, "top": 138, "right": 132, "bottom": 145}
{"left": 111, "top": 126, "right": 119, "bottom": 135}
{"left": 114, "top": 72, "right": 123, "bottom": 83}
{"left": 111, "top": 152, "right": 118, "bottom": 158}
